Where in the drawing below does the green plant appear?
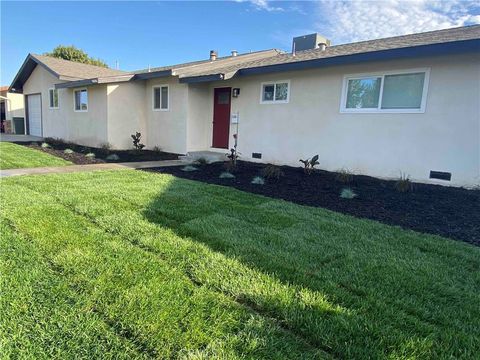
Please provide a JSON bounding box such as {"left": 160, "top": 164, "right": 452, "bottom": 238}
{"left": 45, "top": 45, "right": 109, "bottom": 68}
{"left": 336, "top": 168, "right": 354, "bottom": 184}
{"left": 106, "top": 154, "right": 120, "bottom": 161}
{"left": 64, "top": 148, "right": 74, "bottom": 154}
{"left": 99, "top": 142, "right": 112, "bottom": 151}
{"left": 261, "top": 165, "right": 284, "bottom": 180}
{"left": 41, "top": 143, "right": 50, "bottom": 148}
{"left": 195, "top": 157, "right": 209, "bottom": 166}
{"left": 395, "top": 173, "right": 414, "bottom": 193}
{"left": 131, "top": 132, "right": 145, "bottom": 150}
{"left": 251, "top": 176, "right": 265, "bottom": 185}
{"left": 219, "top": 171, "right": 235, "bottom": 179}
{"left": 181, "top": 165, "right": 199, "bottom": 172}
{"left": 340, "top": 187, "right": 357, "bottom": 199}
{"left": 85, "top": 153, "right": 96, "bottom": 158}
{"left": 152, "top": 146, "right": 162, "bottom": 153}
{"left": 299, "top": 155, "right": 319, "bottom": 175}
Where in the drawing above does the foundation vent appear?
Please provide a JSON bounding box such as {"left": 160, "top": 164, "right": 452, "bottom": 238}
{"left": 429, "top": 171, "right": 451, "bottom": 181}
{"left": 252, "top": 153, "right": 262, "bottom": 159}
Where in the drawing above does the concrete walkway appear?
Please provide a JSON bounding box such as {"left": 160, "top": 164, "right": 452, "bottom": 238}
{"left": 0, "top": 134, "right": 44, "bottom": 142}
{"left": 0, "top": 160, "right": 189, "bottom": 178}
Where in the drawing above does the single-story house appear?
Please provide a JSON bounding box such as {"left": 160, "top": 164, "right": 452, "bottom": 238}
{"left": 8, "top": 25, "right": 480, "bottom": 186}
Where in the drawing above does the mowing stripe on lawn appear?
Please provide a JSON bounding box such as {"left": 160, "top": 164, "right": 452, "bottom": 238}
{"left": 6, "top": 170, "right": 480, "bottom": 358}
{"left": 0, "top": 218, "right": 148, "bottom": 359}
{"left": 1, "top": 181, "right": 325, "bottom": 359}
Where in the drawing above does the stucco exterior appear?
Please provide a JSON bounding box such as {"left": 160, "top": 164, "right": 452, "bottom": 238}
{"left": 23, "top": 65, "right": 109, "bottom": 146}
{"left": 5, "top": 92, "right": 25, "bottom": 121}
{"left": 185, "top": 53, "right": 479, "bottom": 187}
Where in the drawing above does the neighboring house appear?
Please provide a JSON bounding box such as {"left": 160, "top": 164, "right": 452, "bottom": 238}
{"left": 8, "top": 25, "right": 480, "bottom": 186}
{"left": 0, "top": 86, "right": 25, "bottom": 133}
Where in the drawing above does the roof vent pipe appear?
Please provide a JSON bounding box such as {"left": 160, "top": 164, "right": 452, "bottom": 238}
{"left": 318, "top": 43, "right": 327, "bottom": 51}
{"left": 231, "top": 50, "right": 238, "bottom": 57}
{"left": 210, "top": 50, "right": 217, "bottom": 61}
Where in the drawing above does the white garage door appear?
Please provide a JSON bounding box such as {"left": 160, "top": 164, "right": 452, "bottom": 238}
{"left": 27, "top": 94, "right": 42, "bottom": 136}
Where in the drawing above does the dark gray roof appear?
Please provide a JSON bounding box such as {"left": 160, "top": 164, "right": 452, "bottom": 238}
{"left": 177, "top": 24, "right": 480, "bottom": 81}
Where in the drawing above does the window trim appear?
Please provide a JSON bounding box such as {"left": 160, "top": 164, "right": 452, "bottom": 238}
{"left": 48, "top": 88, "right": 59, "bottom": 109}
{"left": 152, "top": 85, "right": 169, "bottom": 111}
{"left": 340, "top": 68, "right": 430, "bottom": 114}
{"left": 260, "top": 80, "right": 290, "bottom": 104}
{"left": 73, "top": 88, "right": 88, "bottom": 112}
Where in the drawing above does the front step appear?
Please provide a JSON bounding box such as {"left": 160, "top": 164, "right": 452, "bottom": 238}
{"left": 179, "top": 151, "right": 226, "bottom": 164}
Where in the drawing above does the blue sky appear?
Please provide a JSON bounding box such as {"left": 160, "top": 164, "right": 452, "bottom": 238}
{"left": 2, "top": 1, "right": 479, "bottom": 84}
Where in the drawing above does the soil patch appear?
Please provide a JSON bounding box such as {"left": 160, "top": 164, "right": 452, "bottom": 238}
{"left": 21, "top": 141, "right": 179, "bottom": 165}
{"left": 147, "top": 161, "right": 480, "bottom": 246}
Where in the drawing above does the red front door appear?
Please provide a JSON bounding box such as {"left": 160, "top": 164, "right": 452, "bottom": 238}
{"left": 212, "top": 87, "right": 231, "bottom": 149}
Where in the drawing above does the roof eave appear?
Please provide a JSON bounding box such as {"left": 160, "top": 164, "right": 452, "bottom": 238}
{"left": 238, "top": 39, "right": 480, "bottom": 77}
{"left": 133, "top": 69, "right": 173, "bottom": 80}
{"left": 179, "top": 73, "right": 225, "bottom": 84}
{"left": 9, "top": 54, "right": 61, "bottom": 93}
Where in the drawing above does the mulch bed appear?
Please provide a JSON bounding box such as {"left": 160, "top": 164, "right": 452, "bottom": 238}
{"left": 21, "top": 141, "right": 179, "bottom": 165}
{"left": 147, "top": 161, "right": 480, "bottom": 246}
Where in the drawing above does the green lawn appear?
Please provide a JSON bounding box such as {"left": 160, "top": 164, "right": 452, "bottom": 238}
{"left": 1, "top": 170, "right": 479, "bottom": 359}
{"left": 0, "top": 142, "right": 71, "bottom": 169}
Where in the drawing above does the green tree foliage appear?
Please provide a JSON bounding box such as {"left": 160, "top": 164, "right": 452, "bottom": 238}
{"left": 45, "top": 45, "right": 109, "bottom": 68}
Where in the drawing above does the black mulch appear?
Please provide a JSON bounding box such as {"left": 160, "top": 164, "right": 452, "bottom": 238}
{"left": 146, "top": 161, "right": 480, "bottom": 246}
{"left": 21, "top": 141, "right": 179, "bottom": 165}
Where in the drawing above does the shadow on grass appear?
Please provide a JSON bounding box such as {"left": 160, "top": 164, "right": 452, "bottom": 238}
{"left": 141, "top": 175, "right": 480, "bottom": 358}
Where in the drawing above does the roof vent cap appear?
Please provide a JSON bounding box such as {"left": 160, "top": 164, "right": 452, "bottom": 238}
{"left": 210, "top": 50, "right": 217, "bottom": 61}
{"left": 231, "top": 50, "right": 238, "bottom": 57}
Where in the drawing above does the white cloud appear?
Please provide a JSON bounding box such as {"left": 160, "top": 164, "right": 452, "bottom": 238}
{"left": 238, "top": 0, "right": 285, "bottom": 12}
{"left": 314, "top": 0, "right": 480, "bottom": 44}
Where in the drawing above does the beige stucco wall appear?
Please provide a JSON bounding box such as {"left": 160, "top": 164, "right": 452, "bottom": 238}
{"left": 22, "top": 65, "right": 108, "bottom": 146}
{"left": 188, "top": 53, "right": 480, "bottom": 187}
{"left": 107, "top": 82, "right": 147, "bottom": 149}
{"left": 187, "top": 83, "right": 212, "bottom": 151}
{"left": 5, "top": 92, "right": 25, "bottom": 121}
{"left": 145, "top": 77, "right": 188, "bottom": 154}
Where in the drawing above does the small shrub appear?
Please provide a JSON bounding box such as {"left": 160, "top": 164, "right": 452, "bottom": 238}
{"left": 336, "top": 168, "right": 354, "bottom": 184}
{"left": 64, "top": 148, "right": 74, "bottom": 154}
{"left": 181, "top": 165, "right": 199, "bottom": 172}
{"left": 99, "top": 142, "right": 112, "bottom": 151}
{"left": 261, "top": 165, "right": 284, "bottom": 180}
{"left": 41, "top": 142, "right": 50, "bottom": 148}
{"left": 85, "top": 152, "right": 96, "bottom": 158}
{"left": 251, "top": 176, "right": 265, "bottom": 185}
{"left": 106, "top": 154, "right": 120, "bottom": 161}
{"left": 195, "top": 157, "right": 209, "bottom": 166}
{"left": 152, "top": 146, "right": 162, "bottom": 153}
{"left": 395, "top": 173, "right": 414, "bottom": 193}
{"left": 44, "top": 137, "right": 65, "bottom": 146}
{"left": 223, "top": 161, "right": 236, "bottom": 173}
{"left": 225, "top": 148, "right": 239, "bottom": 171}
{"left": 299, "top": 155, "right": 319, "bottom": 175}
{"left": 340, "top": 187, "right": 357, "bottom": 199}
{"left": 131, "top": 132, "right": 145, "bottom": 150}
{"left": 219, "top": 171, "right": 235, "bottom": 179}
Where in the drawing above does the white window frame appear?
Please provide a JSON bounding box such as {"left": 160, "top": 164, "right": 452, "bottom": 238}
{"left": 152, "top": 85, "right": 169, "bottom": 111}
{"left": 260, "top": 80, "right": 290, "bottom": 104}
{"left": 340, "top": 68, "right": 430, "bottom": 114}
{"left": 48, "top": 88, "right": 59, "bottom": 109}
{"left": 73, "top": 88, "right": 88, "bottom": 112}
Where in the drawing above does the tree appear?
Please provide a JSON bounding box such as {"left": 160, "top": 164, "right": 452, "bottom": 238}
{"left": 45, "top": 45, "right": 109, "bottom": 68}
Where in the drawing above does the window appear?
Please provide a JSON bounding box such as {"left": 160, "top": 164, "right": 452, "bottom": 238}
{"left": 260, "top": 81, "right": 290, "bottom": 104}
{"left": 74, "top": 89, "right": 88, "bottom": 112}
{"left": 341, "top": 69, "right": 429, "bottom": 113}
{"left": 153, "top": 85, "right": 169, "bottom": 110}
{"left": 49, "top": 88, "right": 59, "bottom": 109}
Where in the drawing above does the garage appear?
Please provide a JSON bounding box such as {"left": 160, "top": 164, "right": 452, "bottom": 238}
{"left": 27, "top": 94, "right": 42, "bottom": 136}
